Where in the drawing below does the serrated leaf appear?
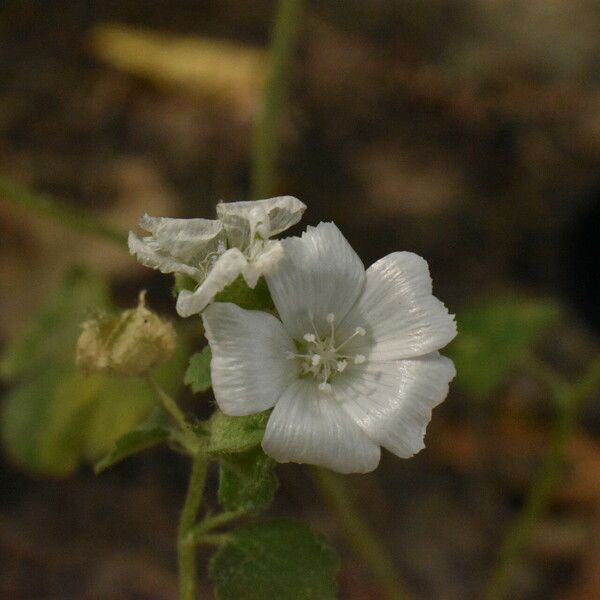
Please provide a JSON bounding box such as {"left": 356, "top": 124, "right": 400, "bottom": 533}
{"left": 218, "top": 447, "right": 278, "bottom": 512}
{"left": 0, "top": 269, "right": 189, "bottom": 477}
{"left": 208, "top": 410, "right": 269, "bottom": 456}
{"left": 209, "top": 519, "right": 339, "bottom": 600}
{"left": 184, "top": 347, "right": 212, "bottom": 393}
{"left": 94, "top": 408, "right": 173, "bottom": 473}
{"left": 446, "top": 297, "right": 561, "bottom": 399}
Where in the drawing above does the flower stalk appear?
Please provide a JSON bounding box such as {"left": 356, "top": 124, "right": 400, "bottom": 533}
{"left": 178, "top": 450, "right": 209, "bottom": 600}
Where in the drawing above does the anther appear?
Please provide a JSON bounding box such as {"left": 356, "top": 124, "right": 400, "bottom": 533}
{"left": 326, "top": 313, "right": 335, "bottom": 323}
{"left": 311, "top": 354, "right": 321, "bottom": 366}
{"left": 284, "top": 351, "right": 296, "bottom": 359}
{"left": 354, "top": 354, "right": 365, "bottom": 364}
{"left": 355, "top": 326, "right": 366, "bottom": 336}
{"left": 336, "top": 360, "right": 347, "bottom": 372}
{"left": 303, "top": 333, "right": 316, "bottom": 342}
{"left": 318, "top": 382, "right": 332, "bottom": 392}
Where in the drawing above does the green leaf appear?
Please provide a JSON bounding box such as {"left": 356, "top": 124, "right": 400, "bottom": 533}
{"left": 446, "top": 297, "right": 561, "bottom": 399}
{"left": 218, "top": 447, "right": 278, "bottom": 512}
{"left": 214, "top": 276, "right": 274, "bottom": 311}
{"left": 0, "top": 269, "right": 189, "bottom": 477}
{"left": 184, "top": 347, "right": 212, "bottom": 393}
{"left": 208, "top": 410, "right": 269, "bottom": 456}
{"left": 209, "top": 520, "right": 340, "bottom": 600}
{"left": 94, "top": 407, "right": 173, "bottom": 473}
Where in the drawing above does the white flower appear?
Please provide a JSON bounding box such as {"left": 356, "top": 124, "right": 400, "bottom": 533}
{"left": 202, "top": 222, "right": 457, "bottom": 473}
{"left": 128, "top": 196, "right": 306, "bottom": 317}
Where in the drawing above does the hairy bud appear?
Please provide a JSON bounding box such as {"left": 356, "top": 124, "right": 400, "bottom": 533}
{"left": 76, "top": 292, "right": 177, "bottom": 376}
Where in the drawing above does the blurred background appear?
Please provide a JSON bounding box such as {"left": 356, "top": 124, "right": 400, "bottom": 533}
{"left": 1, "top": 1, "right": 600, "bottom": 598}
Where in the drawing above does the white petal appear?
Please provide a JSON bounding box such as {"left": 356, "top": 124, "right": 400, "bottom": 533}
{"left": 139, "top": 214, "right": 225, "bottom": 262}
{"left": 242, "top": 241, "right": 284, "bottom": 288}
{"left": 176, "top": 248, "right": 247, "bottom": 317}
{"left": 339, "top": 252, "right": 456, "bottom": 360}
{"left": 216, "top": 196, "right": 306, "bottom": 246}
{"left": 262, "top": 379, "right": 381, "bottom": 473}
{"left": 128, "top": 231, "right": 202, "bottom": 279}
{"left": 266, "top": 222, "right": 366, "bottom": 339}
{"left": 202, "top": 303, "right": 298, "bottom": 415}
{"left": 336, "top": 353, "right": 455, "bottom": 458}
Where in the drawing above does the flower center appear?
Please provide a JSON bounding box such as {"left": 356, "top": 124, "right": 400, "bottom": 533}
{"left": 286, "top": 313, "right": 366, "bottom": 392}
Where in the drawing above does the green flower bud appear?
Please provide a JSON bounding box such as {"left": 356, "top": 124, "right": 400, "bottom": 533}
{"left": 76, "top": 292, "right": 177, "bottom": 376}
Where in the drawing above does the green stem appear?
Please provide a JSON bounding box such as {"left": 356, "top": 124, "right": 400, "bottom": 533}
{"left": 250, "top": 0, "right": 304, "bottom": 198}
{"left": 178, "top": 450, "right": 209, "bottom": 600}
{"left": 196, "top": 533, "right": 232, "bottom": 547}
{"left": 485, "top": 355, "right": 600, "bottom": 600}
{"left": 0, "top": 175, "right": 128, "bottom": 248}
{"left": 312, "top": 467, "right": 412, "bottom": 600}
{"left": 190, "top": 510, "right": 245, "bottom": 543}
{"left": 146, "top": 375, "right": 189, "bottom": 432}
{"left": 146, "top": 375, "right": 200, "bottom": 455}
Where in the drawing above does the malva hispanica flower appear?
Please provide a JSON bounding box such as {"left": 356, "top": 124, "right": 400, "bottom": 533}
{"left": 202, "top": 222, "right": 457, "bottom": 473}
{"left": 128, "top": 196, "right": 306, "bottom": 317}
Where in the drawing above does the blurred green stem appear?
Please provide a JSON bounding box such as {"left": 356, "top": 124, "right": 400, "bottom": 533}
{"left": 312, "top": 467, "right": 412, "bottom": 600}
{"left": 250, "top": 0, "right": 304, "bottom": 197}
{"left": 0, "top": 175, "right": 128, "bottom": 247}
{"left": 485, "top": 355, "right": 600, "bottom": 600}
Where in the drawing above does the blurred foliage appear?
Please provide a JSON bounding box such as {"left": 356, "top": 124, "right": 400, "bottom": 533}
{"left": 447, "top": 297, "right": 561, "bottom": 399}
{"left": 209, "top": 520, "right": 339, "bottom": 600}
{"left": 218, "top": 447, "right": 279, "bottom": 512}
{"left": 0, "top": 269, "right": 189, "bottom": 477}
{"left": 89, "top": 24, "right": 267, "bottom": 108}
{"left": 184, "top": 346, "right": 212, "bottom": 393}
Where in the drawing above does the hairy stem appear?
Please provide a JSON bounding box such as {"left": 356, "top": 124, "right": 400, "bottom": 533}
{"left": 146, "top": 375, "right": 201, "bottom": 460}
{"left": 178, "top": 451, "right": 209, "bottom": 600}
{"left": 485, "top": 355, "right": 600, "bottom": 600}
{"left": 0, "top": 175, "right": 128, "bottom": 247}
{"left": 146, "top": 375, "right": 190, "bottom": 433}
{"left": 312, "top": 467, "right": 412, "bottom": 600}
{"left": 250, "top": 0, "right": 304, "bottom": 198}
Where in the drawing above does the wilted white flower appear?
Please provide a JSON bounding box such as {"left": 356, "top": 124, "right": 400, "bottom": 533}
{"left": 202, "top": 222, "right": 457, "bottom": 473}
{"left": 128, "top": 196, "right": 306, "bottom": 317}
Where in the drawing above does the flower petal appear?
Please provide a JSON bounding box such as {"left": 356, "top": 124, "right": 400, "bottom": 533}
{"left": 176, "top": 248, "right": 248, "bottom": 317}
{"left": 266, "top": 222, "right": 366, "bottom": 339}
{"left": 339, "top": 252, "right": 457, "bottom": 360}
{"left": 241, "top": 240, "right": 284, "bottom": 288}
{"left": 128, "top": 231, "right": 202, "bottom": 280}
{"left": 216, "top": 196, "right": 306, "bottom": 247}
{"left": 139, "top": 214, "right": 225, "bottom": 263}
{"left": 262, "top": 379, "right": 381, "bottom": 473}
{"left": 202, "top": 303, "right": 298, "bottom": 415}
{"left": 336, "top": 353, "right": 455, "bottom": 458}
